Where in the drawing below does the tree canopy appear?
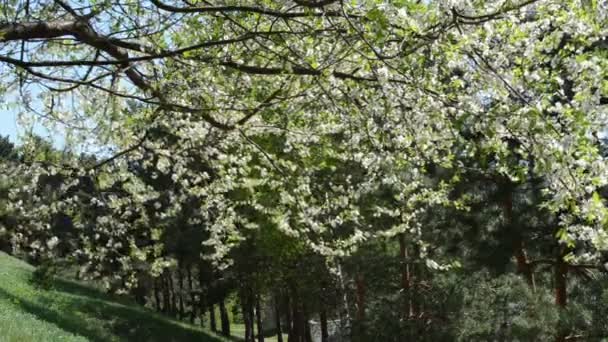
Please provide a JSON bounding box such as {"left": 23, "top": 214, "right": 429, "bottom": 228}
{"left": 1, "top": 1, "right": 608, "bottom": 341}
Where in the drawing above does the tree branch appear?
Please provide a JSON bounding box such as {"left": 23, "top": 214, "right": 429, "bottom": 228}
{"left": 148, "top": 0, "right": 341, "bottom": 18}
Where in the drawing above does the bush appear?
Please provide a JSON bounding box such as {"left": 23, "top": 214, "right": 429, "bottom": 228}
{"left": 31, "top": 261, "right": 57, "bottom": 290}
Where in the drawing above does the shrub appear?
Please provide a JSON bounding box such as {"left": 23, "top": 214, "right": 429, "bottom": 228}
{"left": 31, "top": 261, "right": 57, "bottom": 290}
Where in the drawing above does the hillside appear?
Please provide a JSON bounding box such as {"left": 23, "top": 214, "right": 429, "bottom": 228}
{"left": 0, "top": 252, "right": 230, "bottom": 342}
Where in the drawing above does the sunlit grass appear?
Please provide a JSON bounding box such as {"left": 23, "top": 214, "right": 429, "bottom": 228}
{"left": 0, "top": 252, "right": 230, "bottom": 342}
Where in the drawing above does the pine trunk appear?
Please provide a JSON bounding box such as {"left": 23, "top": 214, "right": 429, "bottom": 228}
{"left": 555, "top": 253, "right": 568, "bottom": 307}
{"left": 248, "top": 292, "right": 256, "bottom": 342}
{"left": 197, "top": 263, "right": 207, "bottom": 327}
{"left": 399, "top": 234, "right": 413, "bottom": 318}
{"left": 304, "top": 310, "right": 312, "bottom": 342}
{"left": 289, "top": 289, "right": 305, "bottom": 342}
{"left": 162, "top": 272, "right": 171, "bottom": 314}
{"left": 285, "top": 294, "right": 294, "bottom": 342}
{"left": 503, "top": 187, "right": 535, "bottom": 289}
{"left": 320, "top": 306, "right": 329, "bottom": 342}
{"left": 220, "top": 298, "right": 231, "bottom": 337}
{"left": 187, "top": 266, "right": 196, "bottom": 324}
{"left": 355, "top": 273, "right": 366, "bottom": 321}
{"left": 275, "top": 294, "right": 284, "bottom": 342}
{"left": 153, "top": 277, "right": 161, "bottom": 312}
{"left": 355, "top": 272, "right": 367, "bottom": 341}
{"left": 555, "top": 250, "right": 568, "bottom": 342}
{"left": 177, "top": 267, "right": 185, "bottom": 320}
{"left": 241, "top": 287, "right": 255, "bottom": 342}
{"left": 168, "top": 272, "right": 177, "bottom": 318}
{"left": 209, "top": 304, "right": 217, "bottom": 332}
{"left": 256, "top": 296, "right": 265, "bottom": 342}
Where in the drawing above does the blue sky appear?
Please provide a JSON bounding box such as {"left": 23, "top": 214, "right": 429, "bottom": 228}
{"left": 0, "top": 107, "right": 66, "bottom": 148}
{"left": 0, "top": 87, "right": 66, "bottom": 146}
{"left": 0, "top": 109, "right": 19, "bottom": 142}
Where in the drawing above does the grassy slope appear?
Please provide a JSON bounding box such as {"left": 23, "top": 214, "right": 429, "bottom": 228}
{"left": 0, "top": 252, "right": 232, "bottom": 342}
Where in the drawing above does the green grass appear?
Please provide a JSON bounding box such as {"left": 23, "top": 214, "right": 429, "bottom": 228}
{"left": 0, "top": 252, "right": 232, "bottom": 342}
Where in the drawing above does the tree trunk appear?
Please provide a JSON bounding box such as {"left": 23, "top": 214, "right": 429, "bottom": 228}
{"left": 336, "top": 262, "right": 351, "bottom": 333}
{"left": 187, "top": 266, "right": 196, "bottom": 324}
{"left": 555, "top": 250, "right": 569, "bottom": 342}
{"left": 244, "top": 301, "right": 253, "bottom": 342}
{"left": 241, "top": 287, "right": 255, "bottom": 342}
{"left": 555, "top": 256, "right": 568, "bottom": 307}
{"left": 354, "top": 272, "right": 367, "bottom": 342}
{"left": 513, "top": 238, "right": 534, "bottom": 287}
{"left": 399, "top": 234, "right": 413, "bottom": 318}
{"left": 355, "top": 273, "right": 366, "bottom": 321}
{"left": 291, "top": 305, "right": 302, "bottom": 342}
{"left": 132, "top": 275, "right": 147, "bottom": 306}
{"left": 320, "top": 306, "right": 329, "bottom": 342}
{"left": 197, "top": 263, "right": 207, "bottom": 327}
{"left": 290, "top": 291, "right": 305, "bottom": 342}
{"left": 275, "top": 294, "right": 284, "bottom": 342}
{"left": 304, "top": 309, "right": 312, "bottom": 342}
{"left": 168, "top": 271, "right": 177, "bottom": 318}
{"left": 178, "top": 267, "right": 185, "bottom": 320}
{"left": 220, "top": 298, "right": 231, "bottom": 337}
{"left": 209, "top": 303, "right": 217, "bottom": 332}
{"left": 417, "top": 261, "right": 425, "bottom": 321}
{"left": 256, "top": 296, "right": 265, "bottom": 342}
{"left": 153, "top": 277, "right": 161, "bottom": 312}
{"left": 285, "top": 293, "right": 294, "bottom": 342}
{"left": 198, "top": 294, "right": 206, "bottom": 327}
{"left": 503, "top": 186, "right": 535, "bottom": 290}
{"left": 248, "top": 291, "right": 256, "bottom": 342}
{"left": 162, "top": 272, "right": 171, "bottom": 314}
